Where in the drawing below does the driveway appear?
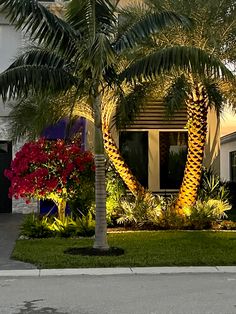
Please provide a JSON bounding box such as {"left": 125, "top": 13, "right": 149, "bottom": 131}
{"left": 0, "top": 214, "right": 35, "bottom": 270}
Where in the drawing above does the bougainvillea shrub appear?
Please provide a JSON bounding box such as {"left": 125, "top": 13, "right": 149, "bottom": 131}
{"left": 4, "top": 138, "right": 95, "bottom": 220}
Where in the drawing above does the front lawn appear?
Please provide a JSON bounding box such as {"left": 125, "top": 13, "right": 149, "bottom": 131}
{"left": 12, "top": 231, "right": 236, "bottom": 268}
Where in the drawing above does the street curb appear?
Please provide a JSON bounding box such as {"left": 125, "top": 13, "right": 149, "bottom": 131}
{"left": 1, "top": 266, "right": 236, "bottom": 277}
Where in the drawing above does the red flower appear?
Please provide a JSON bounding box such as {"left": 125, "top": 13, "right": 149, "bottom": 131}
{"left": 4, "top": 138, "right": 94, "bottom": 203}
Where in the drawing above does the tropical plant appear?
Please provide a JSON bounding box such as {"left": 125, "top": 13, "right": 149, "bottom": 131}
{"left": 117, "top": 193, "right": 163, "bottom": 227}
{"left": 198, "top": 168, "right": 231, "bottom": 202}
{"left": 20, "top": 213, "right": 95, "bottom": 238}
{"left": 4, "top": 138, "right": 95, "bottom": 221}
{"left": 0, "top": 0, "right": 233, "bottom": 249}
{"left": 20, "top": 214, "right": 54, "bottom": 238}
{"left": 105, "top": 164, "right": 126, "bottom": 226}
{"left": 187, "top": 199, "right": 231, "bottom": 229}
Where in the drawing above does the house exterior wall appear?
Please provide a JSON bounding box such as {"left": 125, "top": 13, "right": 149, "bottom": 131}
{"left": 86, "top": 99, "right": 220, "bottom": 192}
{"left": 204, "top": 108, "right": 220, "bottom": 174}
{"left": 106, "top": 100, "right": 220, "bottom": 192}
{"left": 0, "top": 15, "right": 39, "bottom": 213}
{"left": 220, "top": 132, "right": 236, "bottom": 181}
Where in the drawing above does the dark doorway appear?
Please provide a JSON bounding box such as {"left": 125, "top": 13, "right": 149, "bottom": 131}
{"left": 119, "top": 131, "right": 148, "bottom": 188}
{"left": 0, "top": 141, "right": 12, "bottom": 213}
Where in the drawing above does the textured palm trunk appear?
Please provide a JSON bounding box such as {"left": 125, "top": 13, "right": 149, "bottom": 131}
{"left": 175, "top": 81, "right": 208, "bottom": 214}
{"left": 93, "top": 94, "right": 109, "bottom": 250}
{"left": 102, "top": 122, "right": 145, "bottom": 196}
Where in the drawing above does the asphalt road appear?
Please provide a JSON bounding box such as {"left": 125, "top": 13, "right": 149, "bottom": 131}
{"left": 0, "top": 273, "right": 236, "bottom": 314}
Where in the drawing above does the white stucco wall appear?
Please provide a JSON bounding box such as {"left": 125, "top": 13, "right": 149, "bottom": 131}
{"left": 0, "top": 15, "right": 38, "bottom": 213}
{"left": 220, "top": 133, "right": 236, "bottom": 181}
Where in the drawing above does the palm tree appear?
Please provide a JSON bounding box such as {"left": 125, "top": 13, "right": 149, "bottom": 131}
{"left": 147, "top": 0, "right": 236, "bottom": 213}
{"left": 0, "top": 0, "right": 233, "bottom": 248}
{"left": 118, "top": 0, "right": 236, "bottom": 213}
{"left": 0, "top": 0, "right": 193, "bottom": 249}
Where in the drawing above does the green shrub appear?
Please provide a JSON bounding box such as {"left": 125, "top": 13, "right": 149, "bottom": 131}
{"left": 187, "top": 199, "right": 231, "bottom": 229}
{"left": 106, "top": 165, "right": 127, "bottom": 226}
{"left": 117, "top": 193, "right": 163, "bottom": 228}
{"left": 20, "top": 213, "right": 95, "bottom": 238}
{"left": 21, "top": 214, "right": 54, "bottom": 238}
{"left": 75, "top": 211, "right": 95, "bottom": 237}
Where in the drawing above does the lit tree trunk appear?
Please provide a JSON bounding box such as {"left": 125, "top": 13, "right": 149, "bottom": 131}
{"left": 57, "top": 199, "right": 67, "bottom": 222}
{"left": 50, "top": 196, "right": 67, "bottom": 222}
{"left": 93, "top": 93, "right": 109, "bottom": 250}
{"left": 175, "top": 80, "right": 209, "bottom": 214}
{"left": 102, "top": 122, "right": 145, "bottom": 196}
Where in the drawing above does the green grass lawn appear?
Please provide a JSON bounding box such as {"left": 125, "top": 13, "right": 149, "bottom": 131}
{"left": 12, "top": 231, "right": 236, "bottom": 268}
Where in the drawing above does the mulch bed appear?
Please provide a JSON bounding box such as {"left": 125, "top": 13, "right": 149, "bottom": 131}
{"left": 64, "top": 246, "right": 125, "bottom": 256}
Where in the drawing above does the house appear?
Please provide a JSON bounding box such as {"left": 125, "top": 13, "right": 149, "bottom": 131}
{"left": 0, "top": 0, "right": 221, "bottom": 214}
{"left": 220, "top": 132, "right": 236, "bottom": 182}
{"left": 111, "top": 102, "right": 220, "bottom": 193}
{"left": 0, "top": 0, "right": 66, "bottom": 214}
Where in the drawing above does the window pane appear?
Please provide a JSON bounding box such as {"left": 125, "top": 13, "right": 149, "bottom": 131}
{"left": 119, "top": 131, "right": 148, "bottom": 188}
{"left": 159, "top": 131, "right": 187, "bottom": 189}
{"left": 230, "top": 151, "right": 236, "bottom": 182}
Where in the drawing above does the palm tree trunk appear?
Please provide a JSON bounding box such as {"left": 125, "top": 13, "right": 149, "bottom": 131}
{"left": 93, "top": 93, "right": 109, "bottom": 250}
{"left": 102, "top": 122, "right": 145, "bottom": 196}
{"left": 175, "top": 80, "right": 209, "bottom": 214}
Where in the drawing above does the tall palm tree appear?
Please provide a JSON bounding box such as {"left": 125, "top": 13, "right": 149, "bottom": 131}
{"left": 146, "top": 0, "right": 236, "bottom": 213}
{"left": 163, "top": 75, "right": 234, "bottom": 213}
{"left": 0, "top": 0, "right": 233, "bottom": 248}
{"left": 118, "top": 0, "right": 236, "bottom": 213}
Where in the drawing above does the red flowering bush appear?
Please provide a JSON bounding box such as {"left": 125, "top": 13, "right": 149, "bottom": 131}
{"left": 5, "top": 138, "right": 95, "bottom": 220}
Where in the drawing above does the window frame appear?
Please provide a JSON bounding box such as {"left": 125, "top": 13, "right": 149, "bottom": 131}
{"left": 230, "top": 151, "right": 236, "bottom": 182}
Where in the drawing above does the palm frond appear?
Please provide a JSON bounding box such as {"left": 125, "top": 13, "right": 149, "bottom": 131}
{"left": 0, "top": 65, "right": 76, "bottom": 101}
{"left": 0, "top": 0, "right": 79, "bottom": 58}
{"left": 163, "top": 75, "right": 189, "bottom": 116}
{"left": 119, "top": 46, "right": 235, "bottom": 83}
{"left": 115, "top": 82, "right": 154, "bottom": 129}
{"left": 66, "top": 0, "right": 116, "bottom": 36}
{"left": 204, "top": 80, "right": 224, "bottom": 116}
{"left": 219, "top": 80, "right": 236, "bottom": 110}
{"left": 114, "top": 10, "right": 192, "bottom": 53}
{"left": 8, "top": 47, "right": 69, "bottom": 70}
{"left": 8, "top": 91, "right": 94, "bottom": 142}
{"left": 89, "top": 32, "right": 116, "bottom": 77}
